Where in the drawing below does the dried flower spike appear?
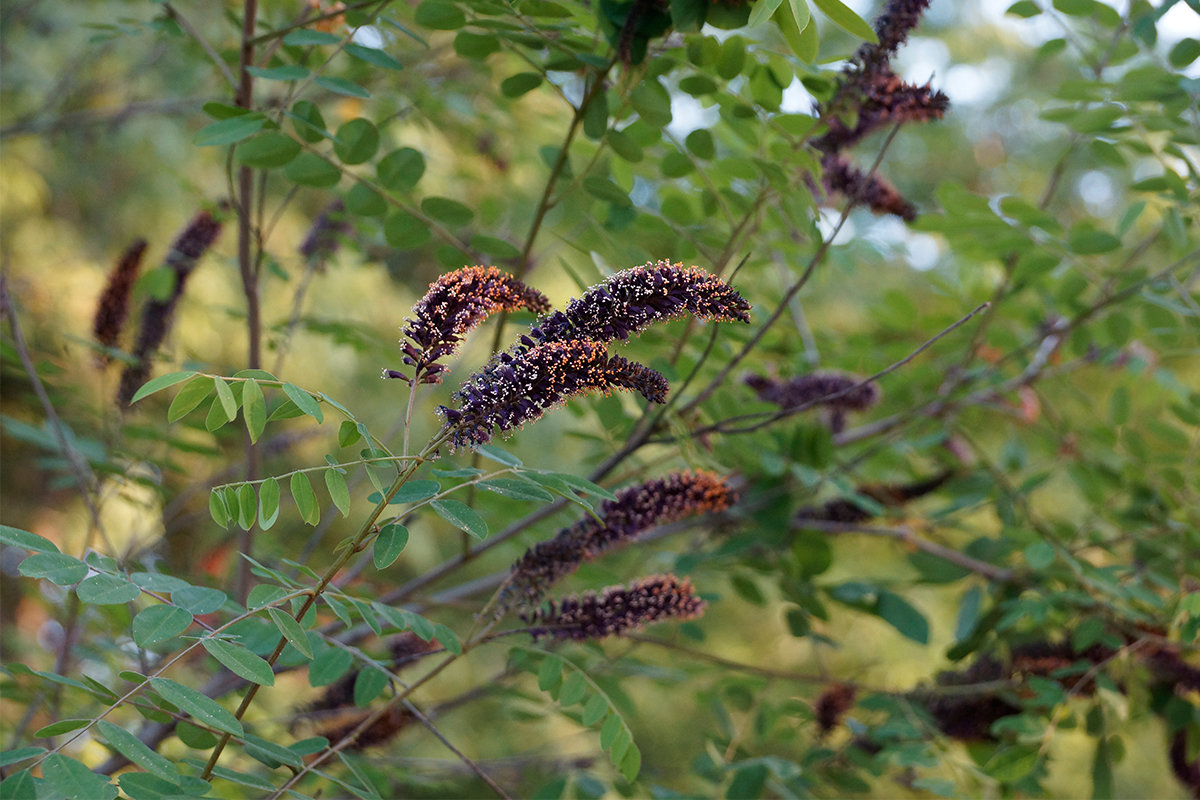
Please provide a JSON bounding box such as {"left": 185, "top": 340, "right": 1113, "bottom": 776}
{"left": 391, "top": 266, "right": 551, "bottom": 385}
{"left": 861, "top": 0, "right": 933, "bottom": 67}
{"left": 810, "top": 0, "right": 948, "bottom": 220}
{"left": 746, "top": 371, "right": 880, "bottom": 413}
{"left": 294, "top": 632, "right": 434, "bottom": 725}
{"left": 314, "top": 706, "right": 413, "bottom": 751}
{"left": 818, "top": 76, "right": 949, "bottom": 155}
{"left": 505, "top": 471, "right": 737, "bottom": 610}
{"left": 439, "top": 339, "right": 668, "bottom": 450}
{"left": 93, "top": 238, "right": 148, "bottom": 365}
{"left": 118, "top": 209, "right": 223, "bottom": 406}
{"left": 526, "top": 574, "right": 705, "bottom": 641}
{"left": 815, "top": 682, "right": 857, "bottom": 736}
{"left": 821, "top": 154, "right": 918, "bottom": 221}
{"left": 522, "top": 260, "right": 751, "bottom": 351}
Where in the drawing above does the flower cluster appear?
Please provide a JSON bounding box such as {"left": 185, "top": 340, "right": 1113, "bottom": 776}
{"left": 814, "top": 0, "right": 949, "bottom": 219}
{"left": 436, "top": 262, "right": 749, "bottom": 449}
{"left": 525, "top": 574, "right": 705, "bottom": 641}
{"left": 319, "top": 706, "right": 413, "bottom": 752}
{"left": 818, "top": 75, "right": 949, "bottom": 155}
{"left": 295, "top": 633, "right": 434, "bottom": 724}
{"left": 93, "top": 238, "right": 147, "bottom": 366}
{"left": 910, "top": 639, "right": 1123, "bottom": 743}
{"left": 391, "top": 266, "right": 551, "bottom": 385}
{"left": 439, "top": 340, "right": 669, "bottom": 450}
{"left": 859, "top": 0, "right": 933, "bottom": 66}
{"left": 118, "top": 209, "right": 224, "bottom": 406}
{"left": 503, "top": 471, "right": 737, "bottom": 611}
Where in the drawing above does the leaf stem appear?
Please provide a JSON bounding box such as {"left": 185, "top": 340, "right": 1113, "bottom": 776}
{"left": 199, "top": 432, "right": 447, "bottom": 779}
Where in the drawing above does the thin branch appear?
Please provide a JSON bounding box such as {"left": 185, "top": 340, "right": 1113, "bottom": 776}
{"left": 0, "top": 99, "right": 201, "bottom": 139}
{"left": 248, "top": 0, "right": 384, "bottom": 46}
{"left": 678, "top": 301, "right": 990, "bottom": 441}
{"left": 164, "top": 2, "right": 237, "bottom": 89}
{"left": 680, "top": 124, "right": 906, "bottom": 416}
{"left": 0, "top": 275, "right": 113, "bottom": 555}
{"left": 836, "top": 246, "right": 1200, "bottom": 447}
{"left": 795, "top": 520, "right": 1015, "bottom": 583}
{"left": 232, "top": 0, "right": 261, "bottom": 609}
{"left": 401, "top": 700, "right": 512, "bottom": 799}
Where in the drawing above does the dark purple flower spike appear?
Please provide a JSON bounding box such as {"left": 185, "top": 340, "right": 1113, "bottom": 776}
{"left": 519, "top": 260, "right": 751, "bottom": 353}
{"left": 439, "top": 339, "right": 669, "bottom": 451}
{"left": 503, "top": 471, "right": 737, "bottom": 611}
{"left": 118, "top": 210, "right": 223, "bottom": 406}
{"left": 390, "top": 266, "right": 551, "bottom": 386}
{"left": 93, "top": 238, "right": 148, "bottom": 366}
{"left": 526, "top": 574, "right": 706, "bottom": 641}
{"left": 745, "top": 372, "right": 880, "bottom": 413}
{"left": 813, "top": 0, "right": 949, "bottom": 220}
{"left": 820, "top": 154, "right": 918, "bottom": 221}
{"left": 745, "top": 371, "right": 880, "bottom": 433}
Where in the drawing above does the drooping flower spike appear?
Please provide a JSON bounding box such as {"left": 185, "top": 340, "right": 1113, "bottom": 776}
{"left": 525, "top": 574, "right": 706, "bottom": 641}
{"left": 745, "top": 370, "right": 880, "bottom": 434}
{"left": 518, "top": 260, "right": 751, "bottom": 353}
{"left": 812, "top": 0, "right": 948, "bottom": 220}
{"left": 93, "top": 238, "right": 148, "bottom": 365}
{"left": 744, "top": 371, "right": 880, "bottom": 413}
{"left": 503, "top": 471, "right": 737, "bottom": 611}
{"left": 391, "top": 266, "right": 551, "bottom": 385}
{"left": 820, "top": 154, "right": 917, "bottom": 221}
{"left": 438, "top": 339, "right": 669, "bottom": 450}
{"left": 862, "top": 0, "right": 933, "bottom": 66}
{"left": 299, "top": 199, "right": 350, "bottom": 267}
{"left": 118, "top": 209, "right": 224, "bottom": 406}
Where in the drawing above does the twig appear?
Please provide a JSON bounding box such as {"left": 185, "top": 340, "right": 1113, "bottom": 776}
{"left": 401, "top": 700, "right": 512, "bottom": 799}
{"left": 681, "top": 124, "right": 906, "bottom": 416}
{"left": 0, "top": 275, "right": 113, "bottom": 554}
{"left": 794, "top": 520, "right": 1015, "bottom": 583}
{"left": 164, "top": 3, "right": 237, "bottom": 89}
{"left": 0, "top": 99, "right": 201, "bottom": 139}
{"left": 232, "top": 0, "right": 261, "bottom": 608}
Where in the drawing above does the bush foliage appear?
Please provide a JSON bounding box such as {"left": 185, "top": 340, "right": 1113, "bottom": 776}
{"left": 1, "top": 0, "right": 1198, "bottom": 797}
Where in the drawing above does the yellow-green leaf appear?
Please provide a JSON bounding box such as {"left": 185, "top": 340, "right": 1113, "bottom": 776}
{"left": 242, "top": 379, "right": 266, "bottom": 443}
